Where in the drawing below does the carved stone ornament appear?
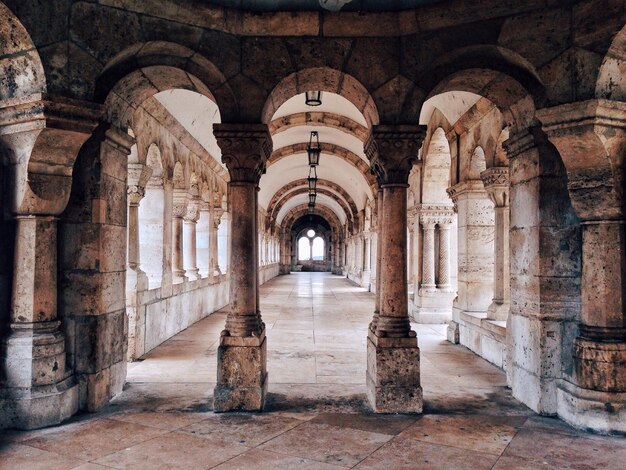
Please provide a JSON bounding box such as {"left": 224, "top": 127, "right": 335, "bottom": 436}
{"left": 214, "top": 123, "right": 273, "bottom": 184}
{"left": 364, "top": 125, "right": 426, "bottom": 186}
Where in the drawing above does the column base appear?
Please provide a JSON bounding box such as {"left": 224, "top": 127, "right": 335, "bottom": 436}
{"left": 0, "top": 377, "right": 79, "bottom": 430}
{"left": 557, "top": 379, "right": 626, "bottom": 434}
{"left": 185, "top": 269, "right": 201, "bottom": 281}
{"left": 487, "top": 300, "right": 510, "bottom": 321}
{"left": 213, "top": 333, "right": 267, "bottom": 412}
{"left": 411, "top": 290, "right": 455, "bottom": 323}
{"left": 366, "top": 331, "right": 423, "bottom": 414}
{"left": 447, "top": 321, "right": 460, "bottom": 343}
{"left": 574, "top": 337, "right": 626, "bottom": 392}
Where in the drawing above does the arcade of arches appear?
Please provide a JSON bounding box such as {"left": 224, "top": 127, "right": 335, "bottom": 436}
{"left": 0, "top": 0, "right": 626, "bottom": 458}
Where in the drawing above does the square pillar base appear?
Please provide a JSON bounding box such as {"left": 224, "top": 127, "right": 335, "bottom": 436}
{"left": 366, "top": 332, "right": 423, "bottom": 413}
{"left": 557, "top": 379, "right": 626, "bottom": 434}
{"left": 213, "top": 334, "right": 267, "bottom": 412}
{"left": 0, "top": 377, "right": 79, "bottom": 430}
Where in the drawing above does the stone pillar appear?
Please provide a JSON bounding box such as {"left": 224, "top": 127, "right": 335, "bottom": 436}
{"left": 364, "top": 125, "right": 424, "bottom": 413}
{"left": 183, "top": 195, "right": 200, "bottom": 281}
{"left": 126, "top": 171, "right": 150, "bottom": 361}
{"left": 213, "top": 123, "right": 272, "bottom": 412}
{"left": 436, "top": 221, "right": 453, "bottom": 291}
{"left": 538, "top": 100, "right": 626, "bottom": 434}
{"left": 505, "top": 127, "right": 581, "bottom": 417}
{"left": 210, "top": 206, "right": 224, "bottom": 277}
{"left": 420, "top": 220, "right": 437, "bottom": 292}
{"left": 480, "top": 168, "right": 510, "bottom": 321}
{"left": 413, "top": 205, "right": 456, "bottom": 324}
{"left": 369, "top": 189, "right": 385, "bottom": 333}
{"left": 362, "top": 232, "right": 371, "bottom": 289}
{"left": 172, "top": 190, "right": 187, "bottom": 283}
{"left": 197, "top": 201, "right": 211, "bottom": 279}
{"left": 409, "top": 212, "right": 420, "bottom": 297}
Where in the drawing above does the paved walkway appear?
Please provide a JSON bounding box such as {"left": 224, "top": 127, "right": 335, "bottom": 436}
{"left": 2, "top": 273, "right": 625, "bottom": 469}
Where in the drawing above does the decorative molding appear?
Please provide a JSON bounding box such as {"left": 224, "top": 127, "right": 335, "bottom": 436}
{"left": 365, "top": 125, "right": 426, "bottom": 186}
{"left": 214, "top": 123, "right": 272, "bottom": 184}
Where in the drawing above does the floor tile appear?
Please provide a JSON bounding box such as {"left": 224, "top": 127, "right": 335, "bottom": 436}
{"left": 354, "top": 436, "right": 499, "bottom": 469}
{"left": 93, "top": 431, "right": 248, "bottom": 469}
{"left": 400, "top": 414, "right": 526, "bottom": 455}
{"left": 259, "top": 421, "right": 391, "bottom": 467}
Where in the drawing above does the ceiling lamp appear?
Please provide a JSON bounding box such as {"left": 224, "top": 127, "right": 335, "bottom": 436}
{"left": 307, "top": 131, "right": 321, "bottom": 166}
{"left": 305, "top": 91, "right": 322, "bottom": 106}
{"left": 307, "top": 166, "right": 318, "bottom": 192}
{"left": 309, "top": 192, "right": 317, "bottom": 206}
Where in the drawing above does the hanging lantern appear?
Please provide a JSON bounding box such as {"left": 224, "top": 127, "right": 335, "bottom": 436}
{"left": 307, "top": 131, "right": 321, "bottom": 166}
{"left": 308, "top": 192, "right": 317, "bottom": 205}
{"left": 305, "top": 91, "right": 322, "bottom": 106}
{"left": 307, "top": 166, "right": 318, "bottom": 192}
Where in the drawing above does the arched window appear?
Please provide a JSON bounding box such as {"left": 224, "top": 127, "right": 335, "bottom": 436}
{"left": 312, "top": 237, "right": 325, "bottom": 261}
{"left": 298, "top": 237, "right": 310, "bottom": 261}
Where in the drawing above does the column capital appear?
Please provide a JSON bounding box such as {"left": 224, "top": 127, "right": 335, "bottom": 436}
{"left": 480, "top": 167, "right": 510, "bottom": 208}
{"left": 364, "top": 124, "right": 426, "bottom": 186}
{"left": 446, "top": 180, "right": 487, "bottom": 204}
{"left": 214, "top": 123, "right": 272, "bottom": 184}
{"left": 172, "top": 190, "right": 188, "bottom": 218}
{"left": 419, "top": 204, "right": 455, "bottom": 227}
{"left": 536, "top": 99, "right": 626, "bottom": 222}
{"left": 127, "top": 185, "right": 145, "bottom": 206}
{"left": 184, "top": 197, "right": 200, "bottom": 222}
{"left": 0, "top": 94, "right": 103, "bottom": 216}
{"left": 212, "top": 206, "right": 225, "bottom": 226}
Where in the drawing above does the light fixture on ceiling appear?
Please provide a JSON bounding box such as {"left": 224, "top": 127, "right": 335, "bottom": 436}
{"left": 307, "top": 166, "right": 318, "bottom": 192}
{"left": 307, "top": 131, "right": 321, "bottom": 166}
{"left": 309, "top": 192, "right": 317, "bottom": 206}
{"left": 305, "top": 90, "right": 323, "bottom": 106}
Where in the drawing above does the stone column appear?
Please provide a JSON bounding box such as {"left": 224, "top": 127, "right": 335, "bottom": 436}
{"left": 197, "top": 201, "right": 211, "bottom": 279}
{"left": 504, "top": 127, "right": 581, "bottom": 417}
{"left": 538, "top": 100, "right": 626, "bottom": 433}
{"left": 172, "top": 190, "right": 187, "bottom": 283}
{"left": 420, "top": 219, "right": 437, "bottom": 292}
{"left": 213, "top": 123, "right": 272, "bottom": 412}
{"left": 126, "top": 177, "right": 149, "bottom": 361}
{"left": 362, "top": 231, "right": 371, "bottom": 288}
{"left": 364, "top": 125, "right": 424, "bottom": 413}
{"left": 0, "top": 97, "right": 102, "bottom": 429}
{"left": 480, "top": 168, "right": 510, "bottom": 321}
{"left": 183, "top": 195, "right": 200, "bottom": 281}
{"left": 410, "top": 212, "right": 421, "bottom": 297}
{"left": 371, "top": 189, "right": 384, "bottom": 332}
{"left": 210, "top": 206, "right": 224, "bottom": 277}
{"left": 436, "top": 220, "right": 453, "bottom": 291}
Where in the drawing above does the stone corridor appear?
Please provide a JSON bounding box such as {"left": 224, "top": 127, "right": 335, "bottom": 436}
{"left": 2, "top": 273, "right": 625, "bottom": 469}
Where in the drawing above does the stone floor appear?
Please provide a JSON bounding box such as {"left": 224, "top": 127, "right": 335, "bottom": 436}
{"left": 2, "top": 273, "right": 625, "bottom": 469}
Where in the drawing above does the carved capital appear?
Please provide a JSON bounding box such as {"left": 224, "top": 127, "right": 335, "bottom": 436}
{"left": 0, "top": 94, "right": 102, "bottom": 216}
{"left": 172, "top": 190, "right": 188, "bottom": 218}
{"left": 446, "top": 180, "right": 487, "bottom": 203}
{"left": 184, "top": 198, "right": 200, "bottom": 222}
{"left": 214, "top": 123, "right": 272, "bottom": 184}
{"left": 365, "top": 124, "right": 426, "bottom": 186}
{"left": 480, "top": 167, "right": 510, "bottom": 207}
{"left": 127, "top": 185, "right": 145, "bottom": 205}
{"left": 212, "top": 207, "right": 225, "bottom": 228}
{"left": 537, "top": 99, "right": 626, "bottom": 221}
{"left": 419, "top": 204, "right": 455, "bottom": 227}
